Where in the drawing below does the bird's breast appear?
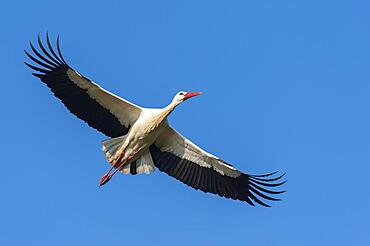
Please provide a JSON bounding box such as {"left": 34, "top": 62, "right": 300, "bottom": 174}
{"left": 126, "top": 115, "right": 167, "bottom": 151}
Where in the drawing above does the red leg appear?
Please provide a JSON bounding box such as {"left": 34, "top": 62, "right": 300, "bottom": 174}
{"left": 99, "top": 148, "right": 126, "bottom": 186}
{"left": 99, "top": 150, "right": 139, "bottom": 187}
{"left": 108, "top": 154, "right": 135, "bottom": 178}
{"left": 99, "top": 155, "right": 134, "bottom": 186}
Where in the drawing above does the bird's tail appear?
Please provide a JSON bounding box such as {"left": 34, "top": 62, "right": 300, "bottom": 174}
{"left": 101, "top": 135, "right": 155, "bottom": 175}
{"left": 101, "top": 135, "right": 127, "bottom": 163}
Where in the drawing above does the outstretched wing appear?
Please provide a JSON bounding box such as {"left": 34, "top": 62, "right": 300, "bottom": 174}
{"left": 25, "top": 33, "right": 142, "bottom": 138}
{"left": 150, "top": 125, "right": 285, "bottom": 207}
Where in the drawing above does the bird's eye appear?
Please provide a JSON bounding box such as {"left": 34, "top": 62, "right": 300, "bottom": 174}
{"left": 179, "top": 92, "right": 184, "bottom": 96}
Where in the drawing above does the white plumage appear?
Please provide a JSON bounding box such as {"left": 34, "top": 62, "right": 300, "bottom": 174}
{"left": 25, "top": 33, "right": 285, "bottom": 207}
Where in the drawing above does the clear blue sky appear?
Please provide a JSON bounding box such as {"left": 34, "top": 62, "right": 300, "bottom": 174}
{"left": 1, "top": 0, "right": 369, "bottom": 245}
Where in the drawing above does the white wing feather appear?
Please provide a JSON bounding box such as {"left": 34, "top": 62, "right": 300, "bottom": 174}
{"left": 154, "top": 124, "right": 241, "bottom": 178}
{"left": 67, "top": 69, "right": 142, "bottom": 128}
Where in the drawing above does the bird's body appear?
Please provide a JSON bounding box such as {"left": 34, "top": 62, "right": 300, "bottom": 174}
{"left": 110, "top": 108, "right": 169, "bottom": 163}
{"left": 25, "top": 33, "right": 285, "bottom": 207}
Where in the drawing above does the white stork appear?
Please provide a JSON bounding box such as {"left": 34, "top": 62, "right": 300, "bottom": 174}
{"left": 25, "top": 34, "right": 285, "bottom": 207}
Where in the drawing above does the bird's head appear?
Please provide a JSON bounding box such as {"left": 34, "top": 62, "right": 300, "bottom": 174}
{"left": 173, "top": 91, "right": 203, "bottom": 104}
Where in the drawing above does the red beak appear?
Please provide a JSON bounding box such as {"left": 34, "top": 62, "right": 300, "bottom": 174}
{"left": 184, "top": 92, "right": 203, "bottom": 100}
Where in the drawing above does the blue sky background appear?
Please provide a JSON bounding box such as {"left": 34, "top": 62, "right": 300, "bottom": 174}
{"left": 1, "top": 0, "right": 369, "bottom": 245}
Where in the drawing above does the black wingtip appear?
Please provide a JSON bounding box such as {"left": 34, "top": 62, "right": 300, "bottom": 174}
{"left": 250, "top": 178, "right": 287, "bottom": 188}
{"left": 24, "top": 61, "right": 49, "bottom": 73}
{"left": 249, "top": 191, "right": 271, "bottom": 207}
{"left": 245, "top": 171, "right": 286, "bottom": 207}
{"left": 24, "top": 47, "right": 54, "bottom": 70}
{"left": 24, "top": 61, "right": 31, "bottom": 68}
{"left": 250, "top": 172, "right": 286, "bottom": 182}
{"left": 45, "top": 32, "right": 66, "bottom": 65}
{"left": 250, "top": 171, "right": 278, "bottom": 178}
{"left": 25, "top": 33, "right": 71, "bottom": 71}
{"left": 56, "top": 35, "right": 67, "bottom": 65}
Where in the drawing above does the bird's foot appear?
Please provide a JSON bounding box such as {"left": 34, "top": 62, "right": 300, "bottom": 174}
{"left": 99, "top": 174, "right": 111, "bottom": 186}
{"left": 98, "top": 151, "right": 137, "bottom": 187}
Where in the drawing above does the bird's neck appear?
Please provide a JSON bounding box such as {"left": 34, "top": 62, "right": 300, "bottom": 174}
{"left": 162, "top": 100, "right": 180, "bottom": 118}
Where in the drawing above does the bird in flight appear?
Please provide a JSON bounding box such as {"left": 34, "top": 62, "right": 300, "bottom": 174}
{"left": 25, "top": 33, "right": 285, "bottom": 207}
